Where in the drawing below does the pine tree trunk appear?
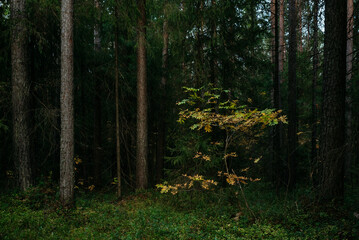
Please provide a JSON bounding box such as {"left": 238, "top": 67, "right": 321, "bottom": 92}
{"left": 319, "top": 0, "right": 346, "bottom": 201}
{"left": 288, "top": 0, "right": 298, "bottom": 189}
{"left": 11, "top": 0, "right": 32, "bottom": 191}
{"left": 60, "top": 0, "right": 74, "bottom": 207}
{"left": 345, "top": 0, "right": 354, "bottom": 177}
{"left": 272, "top": 0, "right": 283, "bottom": 189}
{"left": 156, "top": 2, "right": 169, "bottom": 183}
{"left": 114, "top": 0, "right": 121, "bottom": 198}
{"left": 311, "top": 0, "right": 319, "bottom": 185}
{"left": 136, "top": 0, "right": 148, "bottom": 189}
{"left": 93, "top": 0, "right": 102, "bottom": 186}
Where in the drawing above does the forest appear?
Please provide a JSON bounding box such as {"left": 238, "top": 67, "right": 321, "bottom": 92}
{"left": 1, "top": 0, "right": 359, "bottom": 239}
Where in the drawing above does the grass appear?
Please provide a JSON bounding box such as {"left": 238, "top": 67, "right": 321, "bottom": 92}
{"left": 0, "top": 183, "right": 358, "bottom": 239}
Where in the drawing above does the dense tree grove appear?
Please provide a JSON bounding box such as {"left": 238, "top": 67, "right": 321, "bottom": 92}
{"left": 1, "top": 0, "right": 359, "bottom": 238}
{"left": 0, "top": 0, "right": 359, "bottom": 212}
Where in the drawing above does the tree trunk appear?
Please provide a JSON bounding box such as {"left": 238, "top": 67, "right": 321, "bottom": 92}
{"left": 319, "top": 0, "right": 346, "bottom": 201}
{"left": 60, "top": 0, "right": 74, "bottom": 207}
{"left": 93, "top": 0, "right": 102, "bottom": 186}
{"left": 272, "top": 0, "right": 283, "bottom": 189}
{"left": 311, "top": 0, "right": 319, "bottom": 185}
{"left": 136, "top": 0, "right": 148, "bottom": 189}
{"left": 115, "top": 0, "right": 121, "bottom": 198}
{"left": 156, "top": 2, "right": 169, "bottom": 183}
{"left": 11, "top": 0, "right": 32, "bottom": 191}
{"left": 345, "top": 0, "right": 354, "bottom": 177}
{"left": 288, "top": 0, "right": 297, "bottom": 189}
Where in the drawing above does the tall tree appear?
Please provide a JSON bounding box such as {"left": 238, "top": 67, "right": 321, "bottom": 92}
{"left": 136, "top": 0, "right": 148, "bottom": 189}
{"left": 93, "top": 0, "right": 102, "bottom": 186}
{"left": 288, "top": 0, "right": 298, "bottom": 189}
{"left": 115, "top": 0, "right": 122, "bottom": 198}
{"left": 60, "top": 0, "right": 74, "bottom": 206}
{"left": 311, "top": 0, "right": 319, "bottom": 184}
{"left": 272, "top": 0, "right": 283, "bottom": 188}
{"left": 319, "top": 0, "right": 346, "bottom": 201}
{"left": 345, "top": 0, "right": 354, "bottom": 175}
{"left": 156, "top": 0, "right": 169, "bottom": 183}
{"left": 114, "top": 0, "right": 121, "bottom": 198}
{"left": 11, "top": 0, "right": 32, "bottom": 191}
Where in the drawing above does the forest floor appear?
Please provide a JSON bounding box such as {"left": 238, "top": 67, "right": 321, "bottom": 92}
{"left": 0, "top": 182, "right": 358, "bottom": 239}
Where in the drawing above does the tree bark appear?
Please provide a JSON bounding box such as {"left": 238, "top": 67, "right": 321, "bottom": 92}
{"left": 288, "top": 0, "right": 298, "bottom": 189}
{"left": 115, "top": 0, "right": 121, "bottom": 198}
{"left": 345, "top": 0, "right": 354, "bottom": 177}
{"left": 136, "top": 0, "right": 148, "bottom": 189}
{"left": 156, "top": 2, "right": 169, "bottom": 183}
{"left": 272, "top": 0, "right": 283, "bottom": 189}
{"left": 93, "top": 0, "right": 102, "bottom": 186}
{"left": 311, "top": 0, "right": 319, "bottom": 185}
{"left": 60, "top": 0, "right": 74, "bottom": 207}
{"left": 319, "top": 0, "right": 346, "bottom": 201}
{"left": 11, "top": 0, "right": 32, "bottom": 191}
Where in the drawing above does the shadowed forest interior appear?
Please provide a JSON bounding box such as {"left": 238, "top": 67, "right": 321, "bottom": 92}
{"left": 1, "top": 0, "right": 359, "bottom": 239}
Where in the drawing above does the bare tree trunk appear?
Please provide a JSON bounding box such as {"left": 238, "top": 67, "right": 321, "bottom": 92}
{"left": 114, "top": 0, "right": 121, "bottom": 198}
{"left": 11, "top": 0, "right": 32, "bottom": 191}
{"left": 136, "top": 0, "right": 148, "bottom": 189}
{"left": 288, "top": 0, "right": 298, "bottom": 189}
{"left": 272, "top": 0, "right": 283, "bottom": 189}
{"left": 93, "top": 0, "right": 102, "bottom": 186}
{"left": 345, "top": 0, "right": 354, "bottom": 177}
{"left": 156, "top": 1, "right": 169, "bottom": 183}
{"left": 311, "top": 0, "right": 319, "bottom": 185}
{"left": 319, "top": 0, "right": 346, "bottom": 201}
{"left": 60, "top": 0, "right": 74, "bottom": 207}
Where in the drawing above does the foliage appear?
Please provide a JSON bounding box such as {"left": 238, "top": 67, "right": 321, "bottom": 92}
{"left": 158, "top": 86, "right": 286, "bottom": 194}
{"left": 0, "top": 188, "right": 357, "bottom": 239}
{"left": 0, "top": 0, "right": 358, "bottom": 236}
{"left": 17, "top": 173, "right": 58, "bottom": 210}
{"left": 177, "top": 87, "right": 286, "bottom": 130}
{"left": 156, "top": 175, "right": 218, "bottom": 195}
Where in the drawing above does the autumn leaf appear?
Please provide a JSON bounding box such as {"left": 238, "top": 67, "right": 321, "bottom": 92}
{"left": 204, "top": 125, "right": 212, "bottom": 132}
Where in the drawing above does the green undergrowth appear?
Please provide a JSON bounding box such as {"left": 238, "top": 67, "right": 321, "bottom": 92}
{"left": 0, "top": 183, "right": 358, "bottom": 239}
